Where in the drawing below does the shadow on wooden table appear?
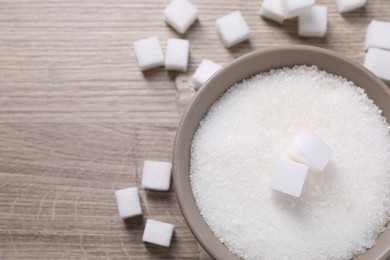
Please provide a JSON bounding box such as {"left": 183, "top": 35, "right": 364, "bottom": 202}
{"left": 141, "top": 66, "right": 185, "bottom": 82}
{"left": 143, "top": 230, "right": 179, "bottom": 258}
{"left": 144, "top": 240, "right": 175, "bottom": 258}
{"left": 167, "top": 70, "right": 182, "bottom": 81}
{"left": 124, "top": 215, "right": 144, "bottom": 230}
{"left": 144, "top": 189, "right": 175, "bottom": 202}
{"left": 227, "top": 39, "right": 255, "bottom": 58}
{"left": 340, "top": 6, "right": 368, "bottom": 20}
{"left": 141, "top": 67, "right": 167, "bottom": 80}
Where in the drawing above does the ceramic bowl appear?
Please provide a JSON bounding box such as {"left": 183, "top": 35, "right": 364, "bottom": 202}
{"left": 173, "top": 45, "right": 390, "bottom": 260}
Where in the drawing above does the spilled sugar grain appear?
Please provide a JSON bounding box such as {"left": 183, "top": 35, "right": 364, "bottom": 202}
{"left": 190, "top": 66, "right": 390, "bottom": 260}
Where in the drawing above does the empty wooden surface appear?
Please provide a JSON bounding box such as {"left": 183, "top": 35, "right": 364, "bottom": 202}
{"left": 0, "top": 0, "right": 389, "bottom": 259}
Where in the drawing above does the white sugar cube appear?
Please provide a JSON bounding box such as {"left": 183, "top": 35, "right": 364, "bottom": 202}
{"left": 133, "top": 36, "right": 164, "bottom": 71}
{"left": 270, "top": 159, "right": 308, "bottom": 197}
{"left": 115, "top": 187, "right": 142, "bottom": 219}
{"left": 143, "top": 219, "right": 175, "bottom": 247}
{"left": 365, "top": 20, "right": 390, "bottom": 51}
{"left": 192, "top": 59, "right": 222, "bottom": 89}
{"left": 335, "top": 0, "right": 366, "bottom": 13}
{"left": 282, "top": 0, "right": 315, "bottom": 19}
{"left": 142, "top": 160, "right": 172, "bottom": 191}
{"left": 164, "top": 0, "right": 198, "bottom": 34}
{"left": 216, "top": 11, "right": 250, "bottom": 48}
{"left": 259, "top": 0, "right": 286, "bottom": 24}
{"left": 298, "top": 6, "right": 327, "bottom": 38}
{"left": 287, "top": 133, "right": 334, "bottom": 171}
{"left": 364, "top": 48, "right": 390, "bottom": 82}
{"left": 165, "top": 38, "right": 189, "bottom": 72}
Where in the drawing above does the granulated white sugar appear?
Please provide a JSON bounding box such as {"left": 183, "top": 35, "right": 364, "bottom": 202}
{"left": 190, "top": 66, "right": 390, "bottom": 260}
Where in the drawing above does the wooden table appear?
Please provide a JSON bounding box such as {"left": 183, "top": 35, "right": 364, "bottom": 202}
{"left": 0, "top": 0, "right": 389, "bottom": 259}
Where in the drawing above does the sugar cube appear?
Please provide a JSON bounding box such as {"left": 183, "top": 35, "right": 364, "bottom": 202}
{"left": 192, "top": 59, "right": 222, "bottom": 89}
{"left": 364, "top": 48, "right": 390, "bottom": 82}
{"left": 142, "top": 160, "right": 172, "bottom": 191}
{"left": 115, "top": 187, "right": 142, "bottom": 219}
{"left": 335, "top": 0, "right": 366, "bottom": 13}
{"left": 365, "top": 20, "right": 390, "bottom": 51}
{"left": 142, "top": 219, "right": 175, "bottom": 247}
{"left": 282, "top": 0, "right": 315, "bottom": 19}
{"left": 287, "top": 133, "right": 334, "bottom": 171}
{"left": 133, "top": 36, "right": 164, "bottom": 71}
{"left": 164, "top": 0, "right": 198, "bottom": 34}
{"left": 165, "top": 38, "right": 190, "bottom": 72}
{"left": 259, "top": 0, "right": 286, "bottom": 24}
{"left": 216, "top": 11, "right": 250, "bottom": 48}
{"left": 298, "top": 6, "right": 327, "bottom": 38}
{"left": 270, "top": 159, "right": 308, "bottom": 197}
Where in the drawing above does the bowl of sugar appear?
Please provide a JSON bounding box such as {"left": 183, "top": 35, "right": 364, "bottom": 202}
{"left": 173, "top": 45, "right": 390, "bottom": 260}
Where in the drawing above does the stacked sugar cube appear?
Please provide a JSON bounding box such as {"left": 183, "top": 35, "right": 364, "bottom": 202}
{"left": 114, "top": 160, "right": 175, "bottom": 247}
{"left": 132, "top": 0, "right": 372, "bottom": 86}
{"left": 133, "top": 0, "right": 380, "bottom": 90}
{"left": 364, "top": 20, "right": 390, "bottom": 81}
{"left": 260, "top": 0, "right": 367, "bottom": 38}
{"left": 270, "top": 133, "right": 334, "bottom": 197}
{"left": 260, "top": 0, "right": 327, "bottom": 38}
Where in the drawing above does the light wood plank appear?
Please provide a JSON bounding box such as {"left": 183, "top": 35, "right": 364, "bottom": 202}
{"left": 0, "top": 0, "right": 389, "bottom": 259}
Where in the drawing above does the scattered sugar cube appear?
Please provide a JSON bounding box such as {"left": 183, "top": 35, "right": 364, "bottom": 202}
{"left": 133, "top": 36, "right": 164, "bottom": 71}
{"left": 164, "top": 0, "right": 198, "bottom": 34}
{"left": 115, "top": 187, "right": 142, "bottom": 219}
{"left": 365, "top": 20, "right": 390, "bottom": 51}
{"left": 335, "top": 0, "right": 366, "bottom": 13}
{"left": 282, "top": 0, "right": 315, "bottom": 19}
{"left": 259, "top": 0, "right": 286, "bottom": 24}
{"left": 298, "top": 6, "right": 327, "bottom": 38}
{"left": 165, "top": 38, "right": 190, "bottom": 72}
{"left": 270, "top": 159, "right": 308, "bottom": 197}
{"left": 192, "top": 59, "right": 222, "bottom": 89}
{"left": 287, "top": 133, "right": 334, "bottom": 171}
{"left": 142, "top": 160, "right": 172, "bottom": 191}
{"left": 216, "top": 11, "right": 250, "bottom": 48}
{"left": 364, "top": 48, "right": 390, "bottom": 81}
{"left": 143, "top": 219, "right": 175, "bottom": 247}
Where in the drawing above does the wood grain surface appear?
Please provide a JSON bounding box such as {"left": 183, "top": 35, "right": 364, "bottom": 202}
{"left": 0, "top": 0, "right": 389, "bottom": 259}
